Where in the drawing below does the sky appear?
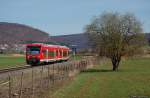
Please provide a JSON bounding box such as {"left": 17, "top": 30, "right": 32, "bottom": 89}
{"left": 0, "top": 0, "right": 150, "bottom": 35}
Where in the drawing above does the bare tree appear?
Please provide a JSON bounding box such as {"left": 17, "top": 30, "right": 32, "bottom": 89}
{"left": 86, "top": 12, "right": 146, "bottom": 71}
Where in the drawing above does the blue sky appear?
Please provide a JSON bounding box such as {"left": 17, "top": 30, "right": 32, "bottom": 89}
{"left": 0, "top": 0, "right": 150, "bottom": 35}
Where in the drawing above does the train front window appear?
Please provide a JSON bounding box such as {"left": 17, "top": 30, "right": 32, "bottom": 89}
{"left": 27, "top": 46, "right": 41, "bottom": 55}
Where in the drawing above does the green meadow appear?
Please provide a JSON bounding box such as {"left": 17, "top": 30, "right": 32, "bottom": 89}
{"left": 52, "top": 57, "right": 150, "bottom": 98}
{"left": 0, "top": 54, "right": 25, "bottom": 69}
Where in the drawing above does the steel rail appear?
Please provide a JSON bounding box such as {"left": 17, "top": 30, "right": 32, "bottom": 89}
{"left": 0, "top": 66, "right": 31, "bottom": 74}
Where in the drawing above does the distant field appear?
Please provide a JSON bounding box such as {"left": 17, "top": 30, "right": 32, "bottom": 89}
{"left": 52, "top": 57, "right": 150, "bottom": 98}
{"left": 0, "top": 54, "right": 81, "bottom": 69}
{"left": 0, "top": 54, "right": 25, "bottom": 69}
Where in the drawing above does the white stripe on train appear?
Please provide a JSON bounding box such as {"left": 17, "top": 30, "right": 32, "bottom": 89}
{"left": 40, "top": 57, "right": 69, "bottom": 62}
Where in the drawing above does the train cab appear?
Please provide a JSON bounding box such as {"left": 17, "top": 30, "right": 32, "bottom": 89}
{"left": 26, "top": 43, "right": 70, "bottom": 65}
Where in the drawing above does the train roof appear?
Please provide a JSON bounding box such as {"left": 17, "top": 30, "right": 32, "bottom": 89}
{"left": 26, "top": 43, "right": 69, "bottom": 49}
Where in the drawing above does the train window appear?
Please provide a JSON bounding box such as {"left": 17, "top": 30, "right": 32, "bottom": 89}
{"left": 63, "top": 51, "right": 67, "bottom": 57}
{"left": 49, "top": 51, "right": 55, "bottom": 57}
{"left": 27, "top": 46, "right": 41, "bottom": 55}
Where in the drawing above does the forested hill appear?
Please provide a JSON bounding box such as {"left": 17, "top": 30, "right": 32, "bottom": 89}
{"left": 51, "top": 33, "right": 89, "bottom": 50}
{"left": 0, "top": 22, "right": 50, "bottom": 44}
{"left": 145, "top": 33, "right": 150, "bottom": 43}
{"left": 52, "top": 33, "right": 150, "bottom": 50}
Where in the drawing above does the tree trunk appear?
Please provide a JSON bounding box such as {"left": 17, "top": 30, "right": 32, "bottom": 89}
{"left": 111, "top": 56, "right": 121, "bottom": 71}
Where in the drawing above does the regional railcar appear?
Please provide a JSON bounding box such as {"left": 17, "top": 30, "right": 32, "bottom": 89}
{"left": 26, "top": 43, "right": 70, "bottom": 65}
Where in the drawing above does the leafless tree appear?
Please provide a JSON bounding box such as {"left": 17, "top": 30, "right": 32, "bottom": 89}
{"left": 86, "top": 12, "right": 146, "bottom": 71}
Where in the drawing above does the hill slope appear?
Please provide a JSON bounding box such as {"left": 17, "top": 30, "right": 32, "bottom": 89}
{"left": 52, "top": 33, "right": 150, "bottom": 51}
{"left": 51, "top": 33, "right": 89, "bottom": 50}
{"left": 0, "top": 22, "right": 50, "bottom": 45}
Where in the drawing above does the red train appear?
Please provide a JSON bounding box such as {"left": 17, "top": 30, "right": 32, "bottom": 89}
{"left": 26, "top": 43, "right": 70, "bottom": 65}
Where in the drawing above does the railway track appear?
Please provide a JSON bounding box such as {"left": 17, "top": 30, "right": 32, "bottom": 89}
{"left": 0, "top": 62, "right": 65, "bottom": 74}
{"left": 0, "top": 65, "right": 31, "bottom": 74}
{"left": 0, "top": 57, "right": 87, "bottom": 74}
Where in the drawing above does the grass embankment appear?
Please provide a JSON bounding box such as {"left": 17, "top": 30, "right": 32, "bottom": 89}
{"left": 52, "top": 57, "right": 150, "bottom": 98}
{"left": 0, "top": 54, "right": 25, "bottom": 69}
{"left": 70, "top": 55, "right": 82, "bottom": 60}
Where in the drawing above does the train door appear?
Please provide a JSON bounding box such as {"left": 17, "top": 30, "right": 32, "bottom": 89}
{"left": 56, "top": 49, "right": 59, "bottom": 60}
{"left": 49, "top": 49, "right": 55, "bottom": 59}
{"left": 46, "top": 49, "right": 49, "bottom": 62}
{"left": 59, "top": 49, "right": 62, "bottom": 59}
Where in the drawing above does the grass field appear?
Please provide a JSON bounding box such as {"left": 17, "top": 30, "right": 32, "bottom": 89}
{"left": 0, "top": 54, "right": 25, "bottom": 69}
{"left": 70, "top": 55, "right": 82, "bottom": 60}
{"left": 52, "top": 57, "right": 150, "bottom": 98}
{"left": 0, "top": 54, "right": 80, "bottom": 69}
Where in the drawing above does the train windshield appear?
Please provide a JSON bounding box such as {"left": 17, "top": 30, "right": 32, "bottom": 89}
{"left": 26, "top": 46, "right": 41, "bottom": 55}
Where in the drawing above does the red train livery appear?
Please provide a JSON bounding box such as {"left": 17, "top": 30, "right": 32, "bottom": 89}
{"left": 26, "top": 43, "right": 70, "bottom": 65}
